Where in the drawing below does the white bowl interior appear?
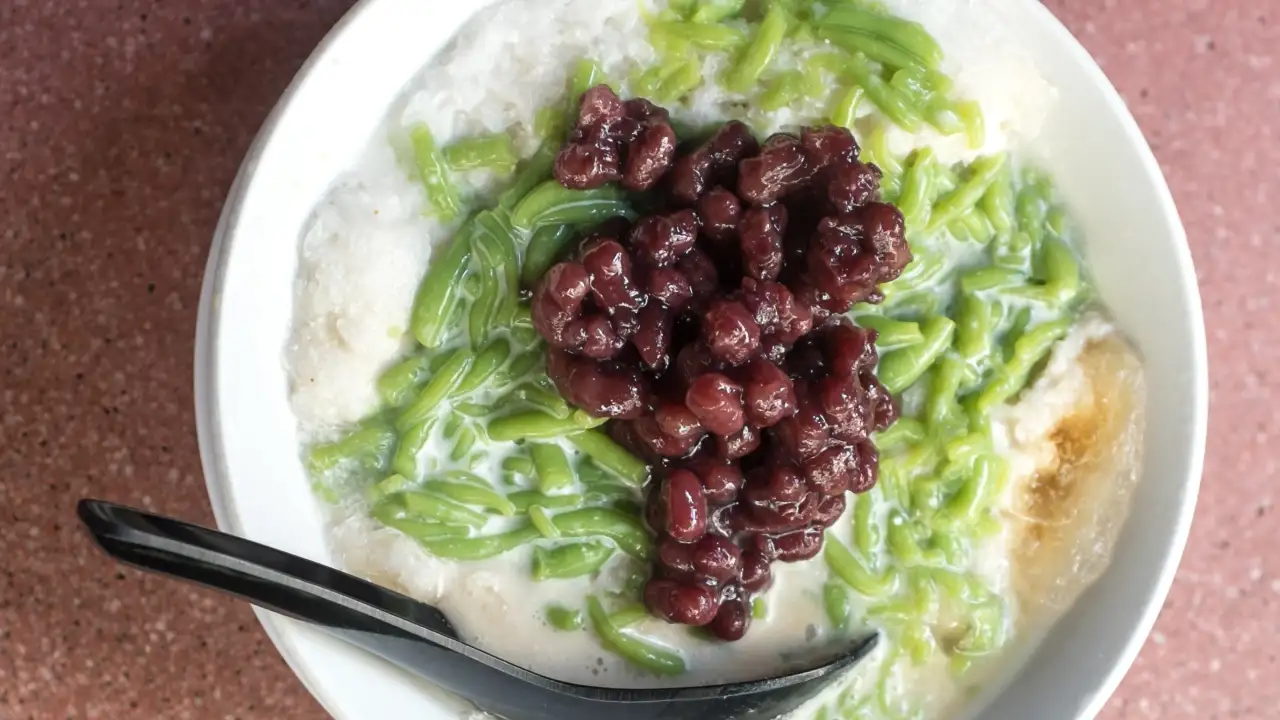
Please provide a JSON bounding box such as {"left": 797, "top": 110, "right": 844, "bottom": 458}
{"left": 195, "top": 0, "right": 1207, "bottom": 717}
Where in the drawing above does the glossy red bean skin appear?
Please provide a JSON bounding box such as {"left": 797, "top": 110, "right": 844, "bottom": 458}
{"left": 645, "top": 267, "right": 694, "bottom": 311}
{"left": 804, "top": 444, "right": 854, "bottom": 495}
{"left": 691, "top": 535, "right": 743, "bottom": 583}
{"left": 702, "top": 299, "right": 762, "bottom": 366}
{"left": 689, "top": 456, "right": 745, "bottom": 505}
{"left": 715, "top": 423, "right": 761, "bottom": 460}
{"left": 581, "top": 239, "right": 643, "bottom": 312}
{"left": 657, "top": 537, "right": 697, "bottom": 580}
{"left": 740, "top": 552, "right": 774, "bottom": 593}
{"left": 741, "top": 359, "right": 797, "bottom": 428}
{"left": 632, "top": 302, "right": 673, "bottom": 371}
{"left": 699, "top": 187, "right": 742, "bottom": 242}
{"left": 801, "top": 125, "right": 859, "bottom": 169}
{"left": 812, "top": 493, "right": 847, "bottom": 528}
{"left": 676, "top": 248, "right": 720, "bottom": 310}
{"left": 739, "top": 205, "right": 786, "bottom": 282}
{"left": 771, "top": 382, "right": 831, "bottom": 461}
{"left": 817, "top": 374, "right": 871, "bottom": 443}
{"left": 685, "top": 373, "right": 746, "bottom": 437}
{"left": 828, "top": 161, "right": 882, "bottom": 213}
{"left": 669, "top": 121, "right": 758, "bottom": 205}
{"left": 644, "top": 579, "right": 720, "bottom": 626}
{"left": 851, "top": 441, "right": 880, "bottom": 494}
{"left": 738, "top": 134, "right": 816, "bottom": 205}
{"left": 662, "top": 469, "right": 709, "bottom": 543}
{"left": 633, "top": 416, "right": 701, "bottom": 458}
{"left": 774, "top": 526, "right": 824, "bottom": 562}
{"left": 624, "top": 122, "right": 678, "bottom": 191}
{"left": 707, "top": 597, "right": 751, "bottom": 640}
{"left": 631, "top": 212, "right": 699, "bottom": 268}
{"left": 825, "top": 319, "right": 879, "bottom": 378}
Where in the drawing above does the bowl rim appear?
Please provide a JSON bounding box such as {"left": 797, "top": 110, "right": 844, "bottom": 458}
{"left": 194, "top": 0, "right": 1208, "bottom": 718}
{"left": 193, "top": 1, "right": 387, "bottom": 715}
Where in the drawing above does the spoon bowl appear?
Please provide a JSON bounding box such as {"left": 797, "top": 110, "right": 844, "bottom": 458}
{"left": 78, "top": 499, "right": 877, "bottom": 720}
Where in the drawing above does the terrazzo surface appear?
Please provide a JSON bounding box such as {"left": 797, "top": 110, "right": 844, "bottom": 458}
{"left": 1, "top": 0, "right": 1274, "bottom": 718}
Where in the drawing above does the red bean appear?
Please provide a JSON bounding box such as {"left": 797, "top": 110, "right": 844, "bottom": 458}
{"left": 739, "top": 205, "right": 787, "bottom": 281}
{"left": 688, "top": 456, "right": 745, "bottom": 505}
{"left": 803, "top": 443, "right": 854, "bottom": 495}
{"left": 578, "top": 85, "right": 625, "bottom": 127}
{"left": 744, "top": 533, "right": 778, "bottom": 561}
{"left": 864, "top": 371, "right": 900, "bottom": 430}
{"left": 645, "top": 267, "right": 694, "bottom": 311}
{"left": 718, "top": 503, "right": 766, "bottom": 535}
{"left": 531, "top": 262, "right": 592, "bottom": 349}
{"left": 742, "top": 463, "right": 806, "bottom": 510}
{"left": 581, "top": 239, "right": 643, "bottom": 312}
{"left": 801, "top": 125, "right": 859, "bottom": 169}
{"left": 698, "top": 187, "right": 742, "bottom": 242}
{"left": 740, "top": 552, "right": 774, "bottom": 593}
{"left": 749, "top": 493, "right": 819, "bottom": 534}
{"left": 742, "top": 461, "right": 819, "bottom": 530}
{"left": 669, "top": 121, "right": 758, "bottom": 205}
{"left": 816, "top": 373, "right": 871, "bottom": 443}
{"left": 662, "top": 469, "right": 709, "bottom": 542}
{"left": 715, "top": 423, "right": 761, "bottom": 460}
{"left": 770, "top": 381, "right": 831, "bottom": 461}
{"left": 546, "top": 350, "right": 650, "bottom": 419}
{"left": 676, "top": 248, "right": 720, "bottom": 310}
{"left": 774, "top": 526, "right": 824, "bottom": 562}
{"left": 685, "top": 373, "right": 746, "bottom": 437}
{"left": 739, "top": 279, "right": 813, "bottom": 345}
{"left": 579, "top": 314, "right": 624, "bottom": 359}
{"left": 555, "top": 129, "right": 622, "bottom": 189}
{"left": 812, "top": 493, "right": 847, "bottom": 528}
{"left": 784, "top": 336, "right": 827, "bottom": 382}
{"left": 657, "top": 536, "right": 696, "bottom": 580}
{"left": 760, "top": 336, "right": 789, "bottom": 364}
{"left": 738, "top": 133, "right": 816, "bottom": 205}
{"left": 707, "top": 596, "right": 750, "bottom": 640}
{"left": 644, "top": 579, "right": 720, "bottom": 626}
{"left": 808, "top": 214, "right": 881, "bottom": 306}
{"left": 623, "top": 98, "right": 670, "bottom": 125}
{"left": 633, "top": 416, "right": 701, "bottom": 458}
{"left": 630, "top": 211, "right": 699, "bottom": 268}
{"left": 792, "top": 277, "right": 846, "bottom": 318}
{"left": 675, "top": 343, "right": 722, "bottom": 391}
{"left": 825, "top": 318, "right": 879, "bottom": 378}
{"left": 632, "top": 302, "right": 672, "bottom": 371}
{"left": 624, "top": 122, "right": 678, "bottom": 192}
{"left": 851, "top": 440, "right": 879, "bottom": 494}
{"left": 654, "top": 402, "right": 705, "bottom": 444}
{"left": 828, "top": 161, "right": 882, "bottom": 213}
{"left": 861, "top": 201, "right": 912, "bottom": 277}
{"left": 692, "top": 535, "right": 743, "bottom": 583}
{"left": 701, "top": 299, "right": 762, "bottom": 366}
{"left": 741, "top": 358, "right": 797, "bottom": 428}
{"left": 613, "top": 307, "right": 641, "bottom": 342}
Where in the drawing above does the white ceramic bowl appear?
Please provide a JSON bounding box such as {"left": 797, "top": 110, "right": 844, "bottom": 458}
{"left": 195, "top": 0, "right": 1208, "bottom": 717}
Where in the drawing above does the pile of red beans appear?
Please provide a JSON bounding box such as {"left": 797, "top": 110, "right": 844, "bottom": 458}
{"left": 532, "top": 86, "right": 912, "bottom": 641}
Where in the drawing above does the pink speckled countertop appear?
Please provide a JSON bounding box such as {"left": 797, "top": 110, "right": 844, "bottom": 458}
{"left": 1, "top": 1, "right": 1274, "bottom": 718}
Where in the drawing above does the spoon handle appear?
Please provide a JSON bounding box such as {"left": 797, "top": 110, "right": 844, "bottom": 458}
{"left": 76, "top": 499, "right": 469, "bottom": 650}
{"left": 77, "top": 500, "right": 879, "bottom": 720}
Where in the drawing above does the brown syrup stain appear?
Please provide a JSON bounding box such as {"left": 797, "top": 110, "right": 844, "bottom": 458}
{"left": 1007, "top": 332, "right": 1145, "bottom": 619}
{"left": 1021, "top": 398, "right": 1102, "bottom": 545}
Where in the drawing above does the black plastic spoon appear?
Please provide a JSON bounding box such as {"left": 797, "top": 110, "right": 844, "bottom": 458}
{"left": 77, "top": 499, "right": 877, "bottom": 720}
